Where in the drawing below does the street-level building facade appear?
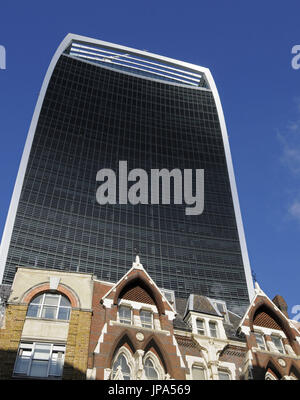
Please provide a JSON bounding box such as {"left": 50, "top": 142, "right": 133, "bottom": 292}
{"left": 0, "top": 259, "right": 299, "bottom": 380}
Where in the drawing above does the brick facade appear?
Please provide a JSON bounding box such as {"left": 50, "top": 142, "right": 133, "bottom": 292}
{"left": 1, "top": 265, "right": 300, "bottom": 381}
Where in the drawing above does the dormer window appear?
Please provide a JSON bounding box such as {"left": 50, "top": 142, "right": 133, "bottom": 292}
{"left": 196, "top": 319, "right": 205, "bottom": 335}
{"left": 209, "top": 321, "right": 218, "bottom": 338}
{"left": 270, "top": 335, "right": 285, "bottom": 354}
{"left": 211, "top": 299, "right": 229, "bottom": 323}
{"left": 254, "top": 332, "right": 266, "bottom": 350}
{"left": 119, "top": 305, "right": 132, "bottom": 325}
{"left": 140, "top": 310, "right": 153, "bottom": 329}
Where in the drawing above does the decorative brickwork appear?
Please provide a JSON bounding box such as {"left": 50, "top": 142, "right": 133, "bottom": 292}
{"left": 253, "top": 311, "right": 282, "bottom": 330}
{"left": 121, "top": 285, "right": 155, "bottom": 305}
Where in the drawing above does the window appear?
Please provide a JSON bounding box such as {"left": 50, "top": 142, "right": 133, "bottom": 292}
{"left": 144, "top": 358, "right": 159, "bottom": 380}
{"left": 212, "top": 300, "right": 229, "bottom": 323}
{"left": 26, "top": 293, "right": 71, "bottom": 321}
{"left": 112, "top": 354, "right": 131, "bottom": 380}
{"left": 14, "top": 342, "right": 65, "bottom": 378}
{"left": 118, "top": 305, "right": 132, "bottom": 325}
{"left": 209, "top": 321, "right": 218, "bottom": 338}
{"left": 218, "top": 370, "right": 230, "bottom": 380}
{"left": 192, "top": 365, "right": 205, "bottom": 380}
{"left": 254, "top": 332, "right": 266, "bottom": 350}
{"left": 196, "top": 319, "right": 205, "bottom": 335}
{"left": 271, "top": 335, "right": 285, "bottom": 354}
{"left": 140, "top": 310, "right": 153, "bottom": 329}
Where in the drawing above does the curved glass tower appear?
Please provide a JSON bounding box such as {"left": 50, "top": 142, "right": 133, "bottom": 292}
{"left": 0, "top": 34, "right": 254, "bottom": 310}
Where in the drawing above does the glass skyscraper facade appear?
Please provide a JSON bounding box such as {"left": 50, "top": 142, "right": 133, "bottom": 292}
{"left": 0, "top": 35, "right": 254, "bottom": 311}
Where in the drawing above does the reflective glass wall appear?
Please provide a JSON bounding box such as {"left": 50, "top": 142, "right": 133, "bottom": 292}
{"left": 3, "top": 54, "right": 249, "bottom": 310}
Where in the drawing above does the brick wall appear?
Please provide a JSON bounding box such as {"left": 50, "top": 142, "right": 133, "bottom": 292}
{"left": 0, "top": 304, "right": 27, "bottom": 379}
{"left": 63, "top": 309, "right": 92, "bottom": 379}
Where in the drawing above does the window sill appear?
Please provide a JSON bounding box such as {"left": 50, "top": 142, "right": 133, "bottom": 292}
{"left": 252, "top": 347, "right": 300, "bottom": 360}
{"left": 110, "top": 320, "right": 170, "bottom": 336}
{"left": 25, "top": 317, "right": 70, "bottom": 323}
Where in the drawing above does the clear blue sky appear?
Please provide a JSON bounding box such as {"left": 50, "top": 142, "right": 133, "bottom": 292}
{"left": 0, "top": 1, "right": 299, "bottom": 317}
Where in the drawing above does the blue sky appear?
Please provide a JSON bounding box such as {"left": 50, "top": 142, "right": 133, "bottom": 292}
{"left": 0, "top": 1, "right": 299, "bottom": 317}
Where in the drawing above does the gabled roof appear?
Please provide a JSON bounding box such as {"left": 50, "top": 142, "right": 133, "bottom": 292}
{"left": 100, "top": 256, "right": 176, "bottom": 314}
{"left": 237, "top": 281, "right": 300, "bottom": 337}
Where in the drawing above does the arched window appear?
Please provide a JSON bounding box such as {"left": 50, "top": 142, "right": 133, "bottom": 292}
{"left": 143, "top": 351, "right": 165, "bottom": 380}
{"left": 27, "top": 293, "right": 71, "bottom": 321}
{"left": 112, "top": 353, "right": 131, "bottom": 380}
{"left": 144, "top": 358, "right": 159, "bottom": 380}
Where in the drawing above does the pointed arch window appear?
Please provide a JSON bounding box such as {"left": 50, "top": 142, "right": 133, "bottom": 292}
{"left": 112, "top": 353, "right": 131, "bottom": 380}
{"left": 143, "top": 351, "right": 165, "bottom": 380}
{"left": 144, "top": 358, "right": 159, "bottom": 380}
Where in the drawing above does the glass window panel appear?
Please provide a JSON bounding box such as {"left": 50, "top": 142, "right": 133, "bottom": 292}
{"left": 119, "top": 306, "right": 132, "bottom": 324}
{"left": 60, "top": 296, "right": 71, "bottom": 307}
{"left": 27, "top": 304, "right": 40, "bottom": 318}
{"left": 33, "top": 344, "right": 51, "bottom": 360}
{"left": 49, "top": 352, "right": 64, "bottom": 376}
{"left": 140, "top": 310, "right": 152, "bottom": 328}
{"left": 254, "top": 332, "right": 266, "bottom": 350}
{"left": 41, "top": 306, "right": 57, "bottom": 319}
{"left": 196, "top": 320, "right": 205, "bottom": 335}
{"left": 271, "top": 336, "right": 284, "bottom": 354}
{"left": 14, "top": 349, "right": 31, "bottom": 374}
{"left": 30, "top": 360, "right": 49, "bottom": 377}
{"left": 44, "top": 294, "right": 60, "bottom": 306}
{"left": 113, "top": 354, "right": 131, "bottom": 380}
{"left": 192, "top": 365, "right": 205, "bottom": 380}
{"left": 57, "top": 307, "right": 70, "bottom": 320}
{"left": 145, "top": 358, "right": 158, "bottom": 380}
{"left": 31, "top": 294, "right": 43, "bottom": 305}
{"left": 209, "top": 321, "right": 218, "bottom": 338}
{"left": 218, "top": 371, "right": 230, "bottom": 380}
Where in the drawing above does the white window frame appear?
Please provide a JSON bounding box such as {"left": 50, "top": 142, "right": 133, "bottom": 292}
{"left": 211, "top": 300, "right": 230, "bottom": 323}
{"left": 196, "top": 319, "right": 205, "bottom": 335}
{"left": 143, "top": 351, "right": 164, "bottom": 380}
{"left": 111, "top": 346, "right": 134, "bottom": 380}
{"left": 118, "top": 305, "right": 132, "bottom": 325}
{"left": 13, "top": 342, "right": 65, "bottom": 378}
{"left": 270, "top": 335, "right": 285, "bottom": 354}
{"left": 254, "top": 332, "right": 266, "bottom": 350}
{"left": 26, "top": 293, "right": 71, "bottom": 321}
{"left": 209, "top": 321, "right": 218, "bottom": 338}
{"left": 218, "top": 369, "right": 231, "bottom": 380}
{"left": 191, "top": 364, "right": 206, "bottom": 380}
{"left": 140, "top": 309, "right": 153, "bottom": 329}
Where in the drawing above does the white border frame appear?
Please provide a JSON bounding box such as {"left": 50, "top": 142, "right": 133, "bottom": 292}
{"left": 0, "top": 34, "right": 255, "bottom": 302}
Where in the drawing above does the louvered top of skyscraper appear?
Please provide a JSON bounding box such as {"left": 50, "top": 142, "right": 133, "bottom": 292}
{"left": 64, "top": 36, "right": 209, "bottom": 88}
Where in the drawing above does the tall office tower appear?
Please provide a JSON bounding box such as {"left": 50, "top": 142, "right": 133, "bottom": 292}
{"left": 0, "top": 34, "right": 254, "bottom": 311}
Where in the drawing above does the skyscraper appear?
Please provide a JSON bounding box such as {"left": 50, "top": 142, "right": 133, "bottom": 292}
{"left": 0, "top": 34, "right": 254, "bottom": 311}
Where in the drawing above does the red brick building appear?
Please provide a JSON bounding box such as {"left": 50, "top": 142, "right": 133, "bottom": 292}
{"left": 0, "top": 258, "right": 299, "bottom": 380}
